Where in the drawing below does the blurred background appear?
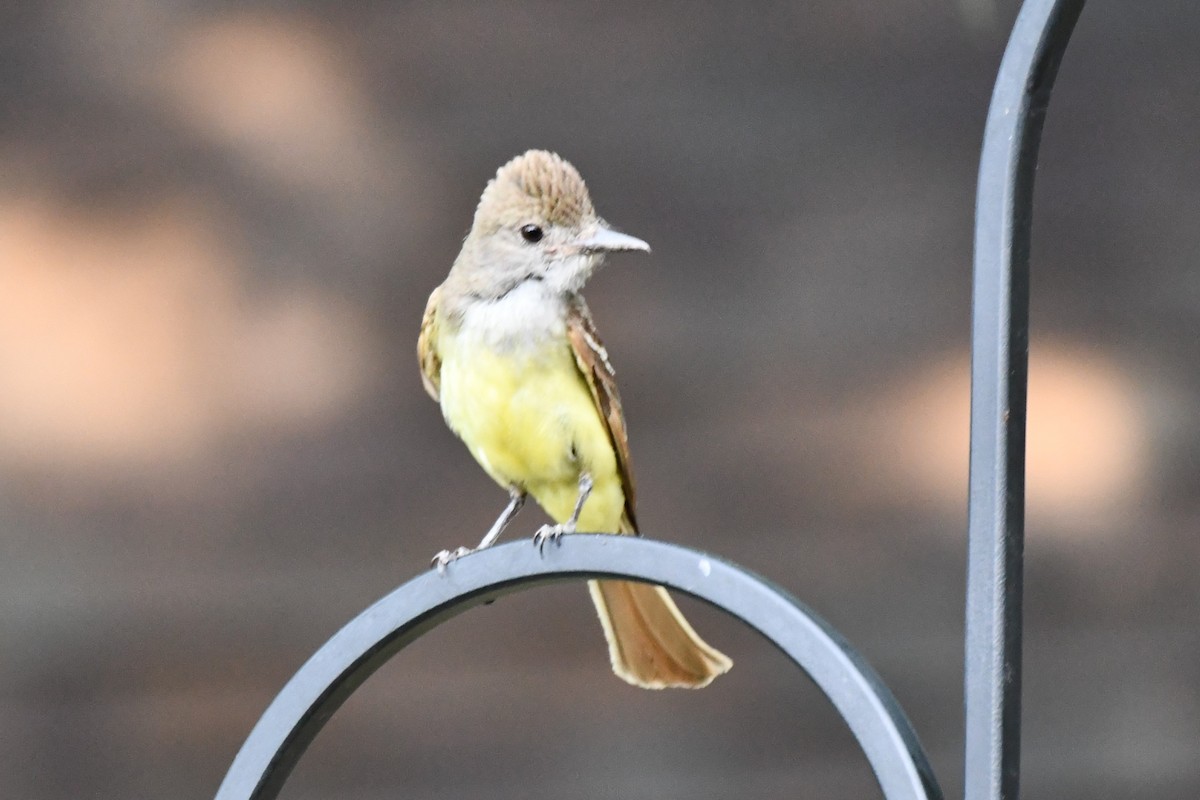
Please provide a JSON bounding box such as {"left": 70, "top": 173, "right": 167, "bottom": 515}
{"left": 2, "top": 1, "right": 1199, "bottom": 798}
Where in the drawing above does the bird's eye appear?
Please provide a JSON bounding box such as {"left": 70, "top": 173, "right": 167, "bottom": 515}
{"left": 519, "top": 224, "right": 544, "bottom": 243}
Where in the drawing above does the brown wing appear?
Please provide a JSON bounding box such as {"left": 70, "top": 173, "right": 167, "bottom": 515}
{"left": 566, "top": 297, "right": 638, "bottom": 533}
{"left": 417, "top": 286, "right": 443, "bottom": 401}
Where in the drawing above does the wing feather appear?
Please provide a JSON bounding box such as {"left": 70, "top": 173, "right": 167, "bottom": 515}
{"left": 566, "top": 297, "right": 638, "bottom": 533}
{"left": 417, "top": 286, "right": 443, "bottom": 401}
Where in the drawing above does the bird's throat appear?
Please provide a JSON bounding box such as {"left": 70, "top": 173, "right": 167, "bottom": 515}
{"left": 451, "top": 280, "right": 569, "bottom": 353}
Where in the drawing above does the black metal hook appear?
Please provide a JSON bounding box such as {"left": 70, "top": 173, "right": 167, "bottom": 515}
{"left": 215, "top": 536, "right": 942, "bottom": 800}
{"left": 967, "top": 1, "right": 1084, "bottom": 799}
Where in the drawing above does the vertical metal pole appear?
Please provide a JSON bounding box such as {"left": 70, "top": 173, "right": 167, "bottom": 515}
{"left": 966, "top": 1, "right": 1084, "bottom": 799}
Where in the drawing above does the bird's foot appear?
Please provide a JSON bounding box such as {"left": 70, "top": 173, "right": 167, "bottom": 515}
{"left": 533, "top": 523, "right": 573, "bottom": 554}
{"left": 431, "top": 546, "right": 473, "bottom": 574}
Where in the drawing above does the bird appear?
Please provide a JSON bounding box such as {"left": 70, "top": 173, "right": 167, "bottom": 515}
{"left": 417, "top": 150, "right": 732, "bottom": 689}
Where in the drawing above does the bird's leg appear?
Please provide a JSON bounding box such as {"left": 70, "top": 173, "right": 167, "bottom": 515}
{"left": 565, "top": 472, "right": 593, "bottom": 532}
{"left": 476, "top": 489, "right": 527, "bottom": 550}
{"left": 432, "top": 489, "right": 526, "bottom": 573}
{"left": 534, "top": 472, "right": 592, "bottom": 553}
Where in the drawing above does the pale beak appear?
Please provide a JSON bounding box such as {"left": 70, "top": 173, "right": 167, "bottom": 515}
{"left": 573, "top": 225, "right": 651, "bottom": 254}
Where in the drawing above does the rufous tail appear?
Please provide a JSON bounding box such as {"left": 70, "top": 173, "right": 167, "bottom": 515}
{"left": 588, "top": 578, "right": 732, "bottom": 689}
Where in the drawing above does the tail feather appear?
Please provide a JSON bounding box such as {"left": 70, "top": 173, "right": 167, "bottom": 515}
{"left": 589, "top": 579, "right": 733, "bottom": 689}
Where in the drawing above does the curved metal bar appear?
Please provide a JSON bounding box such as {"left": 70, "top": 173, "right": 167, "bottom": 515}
{"left": 967, "top": 1, "right": 1084, "bottom": 798}
{"left": 216, "top": 535, "right": 943, "bottom": 800}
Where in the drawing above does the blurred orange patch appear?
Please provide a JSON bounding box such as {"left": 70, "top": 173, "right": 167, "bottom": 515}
{"left": 886, "top": 345, "right": 1149, "bottom": 535}
{"left": 0, "top": 195, "right": 375, "bottom": 470}
{"left": 159, "top": 12, "right": 375, "bottom": 189}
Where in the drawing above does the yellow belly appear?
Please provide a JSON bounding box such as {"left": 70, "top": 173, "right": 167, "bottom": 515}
{"left": 438, "top": 332, "right": 624, "bottom": 532}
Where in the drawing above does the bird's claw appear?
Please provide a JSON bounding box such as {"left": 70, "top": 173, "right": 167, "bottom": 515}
{"left": 431, "top": 546, "right": 473, "bottom": 574}
{"left": 533, "top": 524, "right": 571, "bottom": 554}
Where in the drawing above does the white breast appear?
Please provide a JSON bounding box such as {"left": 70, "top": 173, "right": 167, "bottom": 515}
{"left": 456, "top": 280, "right": 567, "bottom": 352}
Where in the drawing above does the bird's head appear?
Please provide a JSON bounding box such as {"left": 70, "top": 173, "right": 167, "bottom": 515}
{"left": 455, "top": 150, "right": 649, "bottom": 296}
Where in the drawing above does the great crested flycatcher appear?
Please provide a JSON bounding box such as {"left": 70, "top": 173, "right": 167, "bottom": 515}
{"left": 417, "top": 150, "right": 731, "bottom": 689}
